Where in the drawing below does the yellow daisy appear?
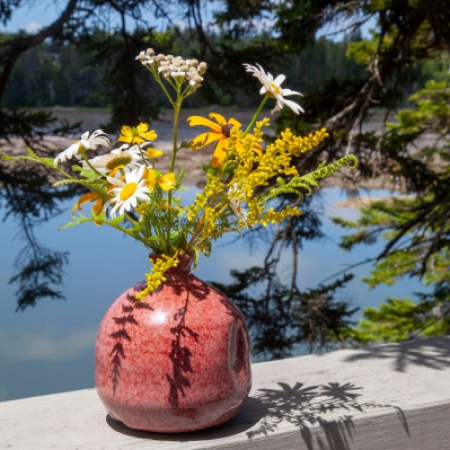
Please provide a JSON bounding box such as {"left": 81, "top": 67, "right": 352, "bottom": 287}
{"left": 142, "top": 148, "right": 163, "bottom": 159}
{"left": 158, "top": 172, "right": 176, "bottom": 191}
{"left": 188, "top": 113, "right": 244, "bottom": 168}
{"left": 118, "top": 123, "right": 157, "bottom": 145}
{"left": 188, "top": 113, "right": 262, "bottom": 168}
{"left": 144, "top": 168, "right": 176, "bottom": 192}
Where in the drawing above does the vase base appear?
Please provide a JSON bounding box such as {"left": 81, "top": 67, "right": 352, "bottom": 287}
{"left": 103, "top": 401, "right": 245, "bottom": 433}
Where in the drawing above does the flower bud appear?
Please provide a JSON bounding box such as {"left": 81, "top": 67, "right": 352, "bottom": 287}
{"left": 136, "top": 52, "right": 146, "bottom": 62}
{"left": 198, "top": 62, "right": 208, "bottom": 75}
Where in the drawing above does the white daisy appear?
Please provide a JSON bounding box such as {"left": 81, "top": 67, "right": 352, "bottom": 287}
{"left": 243, "top": 63, "right": 304, "bottom": 115}
{"left": 81, "top": 144, "right": 143, "bottom": 176}
{"left": 228, "top": 183, "right": 248, "bottom": 225}
{"left": 104, "top": 166, "right": 150, "bottom": 218}
{"left": 54, "top": 130, "right": 110, "bottom": 166}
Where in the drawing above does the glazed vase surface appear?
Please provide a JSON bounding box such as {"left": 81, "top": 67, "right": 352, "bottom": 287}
{"left": 95, "top": 257, "right": 252, "bottom": 433}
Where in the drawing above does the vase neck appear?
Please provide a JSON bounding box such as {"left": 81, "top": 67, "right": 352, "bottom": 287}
{"left": 149, "top": 253, "right": 194, "bottom": 275}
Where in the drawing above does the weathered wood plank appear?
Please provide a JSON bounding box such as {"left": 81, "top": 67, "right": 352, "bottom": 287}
{"left": 1, "top": 336, "right": 449, "bottom": 449}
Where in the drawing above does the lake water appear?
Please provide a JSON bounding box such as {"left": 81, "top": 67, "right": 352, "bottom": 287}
{"left": 0, "top": 187, "right": 428, "bottom": 402}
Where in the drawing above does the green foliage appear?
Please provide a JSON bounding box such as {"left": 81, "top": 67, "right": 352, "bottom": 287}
{"left": 1, "top": 30, "right": 370, "bottom": 111}
{"left": 2, "top": 36, "right": 109, "bottom": 108}
{"left": 421, "top": 55, "right": 450, "bottom": 84}
{"left": 346, "top": 32, "right": 393, "bottom": 65}
{"left": 390, "top": 80, "right": 450, "bottom": 135}
{"left": 334, "top": 80, "right": 450, "bottom": 343}
{"left": 347, "top": 295, "right": 450, "bottom": 344}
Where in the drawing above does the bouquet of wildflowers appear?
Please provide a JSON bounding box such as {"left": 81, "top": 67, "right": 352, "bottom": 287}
{"left": 2, "top": 49, "right": 357, "bottom": 299}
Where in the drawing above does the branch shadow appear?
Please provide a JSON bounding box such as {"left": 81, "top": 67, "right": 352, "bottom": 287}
{"left": 245, "top": 380, "right": 410, "bottom": 450}
{"left": 167, "top": 288, "right": 199, "bottom": 409}
{"left": 343, "top": 336, "right": 450, "bottom": 372}
{"left": 109, "top": 287, "right": 152, "bottom": 394}
{"left": 163, "top": 266, "right": 211, "bottom": 410}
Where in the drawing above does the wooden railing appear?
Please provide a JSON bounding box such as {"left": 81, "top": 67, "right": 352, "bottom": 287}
{"left": 1, "top": 336, "right": 449, "bottom": 449}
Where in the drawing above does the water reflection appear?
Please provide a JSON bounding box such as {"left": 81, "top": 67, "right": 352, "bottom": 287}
{"left": 0, "top": 187, "right": 429, "bottom": 401}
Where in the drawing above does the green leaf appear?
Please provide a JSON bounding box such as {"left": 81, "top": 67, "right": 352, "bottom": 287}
{"left": 260, "top": 155, "right": 358, "bottom": 204}
{"left": 57, "top": 217, "right": 86, "bottom": 230}
{"left": 176, "top": 165, "right": 186, "bottom": 187}
{"left": 72, "top": 165, "right": 101, "bottom": 180}
{"left": 52, "top": 179, "right": 84, "bottom": 187}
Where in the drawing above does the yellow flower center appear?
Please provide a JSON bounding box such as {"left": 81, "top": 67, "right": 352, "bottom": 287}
{"left": 106, "top": 156, "right": 132, "bottom": 171}
{"left": 269, "top": 82, "right": 281, "bottom": 95}
{"left": 120, "top": 182, "right": 137, "bottom": 200}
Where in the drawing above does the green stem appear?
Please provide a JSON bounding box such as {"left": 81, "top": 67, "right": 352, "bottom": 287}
{"left": 151, "top": 69, "right": 176, "bottom": 107}
{"left": 169, "top": 100, "right": 182, "bottom": 172}
{"left": 181, "top": 83, "right": 193, "bottom": 98}
{"left": 7, "top": 153, "right": 75, "bottom": 181}
{"left": 124, "top": 212, "right": 139, "bottom": 227}
{"left": 244, "top": 95, "right": 269, "bottom": 135}
{"left": 80, "top": 153, "right": 106, "bottom": 178}
{"left": 185, "top": 192, "right": 218, "bottom": 253}
{"left": 165, "top": 94, "right": 183, "bottom": 250}
{"left": 52, "top": 165, "right": 75, "bottom": 180}
{"left": 137, "top": 143, "right": 150, "bottom": 167}
{"left": 99, "top": 219, "right": 148, "bottom": 246}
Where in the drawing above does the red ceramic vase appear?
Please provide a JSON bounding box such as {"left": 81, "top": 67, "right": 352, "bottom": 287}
{"left": 95, "top": 255, "right": 252, "bottom": 433}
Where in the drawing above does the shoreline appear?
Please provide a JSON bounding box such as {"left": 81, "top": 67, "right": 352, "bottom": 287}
{"left": 0, "top": 107, "right": 411, "bottom": 200}
{"left": 0, "top": 134, "right": 401, "bottom": 194}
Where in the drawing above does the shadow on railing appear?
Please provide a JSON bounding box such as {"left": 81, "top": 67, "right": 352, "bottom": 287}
{"left": 343, "top": 336, "right": 450, "bottom": 372}
{"left": 243, "top": 381, "right": 409, "bottom": 449}
{"left": 106, "top": 379, "right": 409, "bottom": 449}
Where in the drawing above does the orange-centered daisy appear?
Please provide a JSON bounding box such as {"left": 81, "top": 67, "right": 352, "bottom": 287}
{"left": 188, "top": 113, "right": 244, "bottom": 168}
{"left": 118, "top": 123, "right": 157, "bottom": 145}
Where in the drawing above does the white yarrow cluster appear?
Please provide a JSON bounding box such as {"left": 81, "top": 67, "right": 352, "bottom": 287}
{"left": 136, "top": 48, "right": 207, "bottom": 90}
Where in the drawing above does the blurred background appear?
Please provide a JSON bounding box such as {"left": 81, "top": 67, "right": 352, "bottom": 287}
{"left": 0, "top": 0, "right": 449, "bottom": 402}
